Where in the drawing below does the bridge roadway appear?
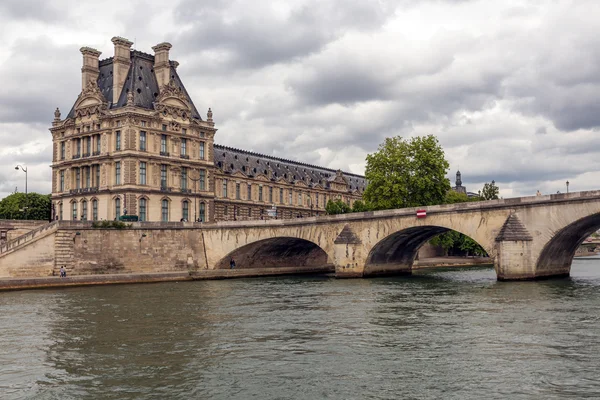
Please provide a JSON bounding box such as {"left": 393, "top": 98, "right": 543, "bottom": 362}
{"left": 4, "top": 190, "right": 600, "bottom": 281}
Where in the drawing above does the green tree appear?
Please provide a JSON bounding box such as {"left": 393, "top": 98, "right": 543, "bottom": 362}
{"left": 0, "top": 192, "right": 51, "bottom": 220}
{"left": 481, "top": 180, "right": 500, "bottom": 200}
{"left": 363, "top": 135, "right": 451, "bottom": 210}
{"left": 351, "top": 200, "right": 371, "bottom": 213}
{"left": 325, "top": 199, "right": 351, "bottom": 215}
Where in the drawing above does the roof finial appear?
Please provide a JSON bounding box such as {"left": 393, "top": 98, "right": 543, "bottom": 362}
{"left": 207, "top": 107, "right": 213, "bottom": 123}
{"left": 54, "top": 107, "right": 61, "bottom": 121}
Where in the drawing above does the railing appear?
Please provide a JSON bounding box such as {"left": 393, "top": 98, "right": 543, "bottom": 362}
{"left": 69, "top": 187, "right": 100, "bottom": 195}
{"left": 160, "top": 186, "right": 173, "bottom": 192}
{"left": 160, "top": 151, "right": 170, "bottom": 156}
{"left": 82, "top": 152, "right": 90, "bottom": 158}
{"left": 180, "top": 188, "right": 192, "bottom": 194}
{"left": 180, "top": 154, "right": 190, "bottom": 159}
{"left": 92, "top": 151, "right": 101, "bottom": 156}
{"left": 0, "top": 221, "right": 59, "bottom": 255}
{"left": 72, "top": 154, "right": 81, "bottom": 159}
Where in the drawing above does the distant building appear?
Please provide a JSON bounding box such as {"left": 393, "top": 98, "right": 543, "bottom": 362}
{"left": 451, "top": 170, "right": 479, "bottom": 198}
{"left": 49, "top": 37, "right": 366, "bottom": 222}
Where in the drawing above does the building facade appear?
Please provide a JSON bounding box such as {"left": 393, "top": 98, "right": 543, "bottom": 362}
{"left": 49, "top": 37, "right": 365, "bottom": 222}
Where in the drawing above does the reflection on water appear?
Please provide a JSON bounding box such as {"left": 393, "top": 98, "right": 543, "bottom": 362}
{"left": 1, "top": 261, "right": 600, "bottom": 399}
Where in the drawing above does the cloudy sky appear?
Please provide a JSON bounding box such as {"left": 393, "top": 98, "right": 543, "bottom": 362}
{"left": 1, "top": 0, "right": 599, "bottom": 199}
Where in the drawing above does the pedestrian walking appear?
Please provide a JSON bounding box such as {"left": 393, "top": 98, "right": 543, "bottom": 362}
{"left": 60, "top": 266, "right": 66, "bottom": 278}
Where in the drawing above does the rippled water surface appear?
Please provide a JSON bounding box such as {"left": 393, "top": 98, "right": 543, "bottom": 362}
{"left": 2, "top": 260, "right": 600, "bottom": 399}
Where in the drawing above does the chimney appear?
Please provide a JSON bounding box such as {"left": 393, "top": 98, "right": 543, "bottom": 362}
{"left": 111, "top": 36, "right": 133, "bottom": 104}
{"left": 152, "top": 42, "right": 172, "bottom": 88}
{"left": 80, "top": 47, "right": 102, "bottom": 90}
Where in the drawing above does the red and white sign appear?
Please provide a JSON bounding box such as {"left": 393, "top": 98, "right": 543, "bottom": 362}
{"left": 416, "top": 209, "right": 427, "bottom": 218}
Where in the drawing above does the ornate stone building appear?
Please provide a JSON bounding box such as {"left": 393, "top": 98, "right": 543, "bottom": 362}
{"left": 50, "top": 37, "right": 366, "bottom": 222}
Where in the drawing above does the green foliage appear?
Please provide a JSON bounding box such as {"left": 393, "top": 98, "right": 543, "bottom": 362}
{"left": 481, "top": 180, "right": 500, "bottom": 200}
{"left": 0, "top": 192, "right": 51, "bottom": 220}
{"left": 325, "top": 199, "right": 352, "bottom": 215}
{"left": 91, "top": 220, "right": 132, "bottom": 229}
{"left": 351, "top": 200, "right": 371, "bottom": 213}
{"left": 363, "top": 135, "right": 451, "bottom": 210}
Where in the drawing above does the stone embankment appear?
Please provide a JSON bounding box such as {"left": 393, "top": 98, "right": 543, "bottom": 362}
{"left": 414, "top": 256, "right": 493, "bottom": 269}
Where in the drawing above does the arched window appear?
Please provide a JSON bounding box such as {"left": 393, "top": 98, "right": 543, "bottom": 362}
{"left": 199, "top": 202, "right": 206, "bottom": 222}
{"left": 115, "top": 197, "right": 121, "bottom": 219}
{"left": 92, "top": 199, "right": 98, "bottom": 221}
{"left": 161, "top": 199, "right": 169, "bottom": 222}
{"left": 72, "top": 202, "right": 78, "bottom": 220}
{"left": 139, "top": 198, "right": 147, "bottom": 222}
{"left": 59, "top": 202, "right": 63, "bottom": 221}
{"left": 182, "top": 200, "right": 189, "bottom": 221}
{"left": 81, "top": 200, "right": 88, "bottom": 221}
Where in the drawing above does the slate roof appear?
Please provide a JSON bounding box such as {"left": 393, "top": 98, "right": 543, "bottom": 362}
{"left": 67, "top": 50, "right": 202, "bottom": 120}
{"left": 213, "top": 144, "right": 366, "bottom": 192}
{"left": 495, "top": 214, "right": 533, "bottom": 241}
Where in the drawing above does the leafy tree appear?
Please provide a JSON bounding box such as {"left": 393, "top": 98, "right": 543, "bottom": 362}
{"left": 364, "top": 135, "right": 451, "bottom": 210}
{"left": 351, "top": 200, "right": 371, "bottom": 213}
{"left": 0, "top": 192, "right": 51, "bottom": 220}
{"left": 481, "top": 180, "right": 500, "bottom": 200}
{"left": 325, "top": 199, "right": 351, "bottom": 215}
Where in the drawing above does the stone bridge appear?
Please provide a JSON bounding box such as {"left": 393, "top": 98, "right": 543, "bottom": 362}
{"left": 202, "top": 190, "right": 600, "bottom": 280}
{"left": 3, "top": 191, "right": 600, "bottom": 281}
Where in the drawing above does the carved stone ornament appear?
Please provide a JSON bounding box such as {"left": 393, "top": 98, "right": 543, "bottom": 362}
{"left": 54, "top": 107, "right": 61, "bottom": 120}
{"left": 74, "top": 81, "right": 108, "bottom": 118}
{"left": 153, "top": 79, "right": 191, "bottom": 118}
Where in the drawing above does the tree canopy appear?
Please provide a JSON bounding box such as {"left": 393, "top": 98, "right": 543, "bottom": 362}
{"left": 481, "top": 180, "right": 500, "bottom": 200}
{"left": 325, "top": 199, "right": 351, "bottom": 215}
{"left": 363, "top": 135, "right": 451, "bottom": 210}
{"left": 0, "top": 193, "right": 51, "bottom": 220}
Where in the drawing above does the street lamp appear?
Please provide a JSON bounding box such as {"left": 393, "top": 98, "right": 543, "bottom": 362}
{"left": 15, "top": 165, "right": 28, "bottom": 220}
{"left": 188, "top": 169, "right": 201, "bottom": 222}
{"left": 566, "top": 180, "right": 570, "bottom": 194}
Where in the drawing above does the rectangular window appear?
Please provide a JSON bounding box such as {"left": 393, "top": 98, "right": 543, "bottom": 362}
{"left": 199, "top": 169, "right": 205, "bottom": 191}
{"left": 140, "top": 162, "right": 147, "bottom": 185}
{"left": 115, "top": 162, "right": 121, "bottom": 185}
{"left": 289, "top": 191, "right": 292, "bottom": 205}
{"left": 95, "top": 165, "right": 100, "bottom": 188}
{"left": 92, "top": 200, "right": 98, "bottom": 221}
{"left": 115, "top": 131, "right": 121, "bottom": 151}
{"left": 96, "top": 135, "right": 101, "bottom": 153}
{"left": 269, "top": 187, "right": 273, "bottom": 203}
{"left": 115, "top": 198, "right": 121, "bottom": 218}
{"left": 60, "top": 142, "right": 65, "bottom": 160}
{"left": 298, "top": 193, "right": 302, "bottom": 205}
{"left": 199, "top": 142, "right": 205, "bottom": 160}
{"left": 316, "top": 193, "right": 319, "bottom": 208}
{"left": 75, "top": 168, "right": 81, "bottom": 189}
{"left": 161, "top": 135, "right": 167, "bottom": 154}
{"left": 76, "top": 138, "right": 81, "bottom": 157}
{"left": 181, "top": 138, "right": 187, "bottom": 156}
{"left": 181, "top": 167, "right": 187, "bottom": 190}
{"left": 59, "top": 203, "right": 63, "bottom": 220}
{"left": 82, "top": 201, "right": 88, "bottom": 221}
{"left": 247, "top": 184, "right": 252, "bottom": 200}
{"left": 280, "top": 188, "right": 283, "bottom": 204}
{"left": 259, "top": 186, "right": 263, "bottom": 202}
{"left": 222, "top": 179, "right": 228, "bottom": 198}
{"left": 236, "top": 183, "right": 241, "bottom": 200}
{"left": 139, "top": 199, "right": 146, "bottom": 222}
{"left": 182, "top": 201, "right": 189, "bottom": 221}
{"left": 141, "top": 120, "right": 146, "bottom": 128}
{"left": 85, "top": 166, "right": 91, "bottom": 188}
{"left": 60, "top": 170, "right": 65, "bottom": 192}
{"left": 140, "top": 131, "right": 146, "bottom": 151}
{"left": 161, "top": 164, "right": 167, "bottom": 188}
{"left": 182, "top": 128, "right": 187, "bottom": 135}
{"left": 86, "top": 136, "right": 91, "bottom": 154}
{"left": 161, "top": 199, "right": 169, "bottom": 221}
{"left": 72, "top": 202, "right": 77, "bottom": 220}
{"left": 162, "top": 124, "right": 167, "bottom": 131}
{"left": 199, "top": 202, "right": 206, "bottom": 222}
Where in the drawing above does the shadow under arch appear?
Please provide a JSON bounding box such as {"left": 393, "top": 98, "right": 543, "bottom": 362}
{"left": 364, "top": 225, "right": 490, "bottom": 277}
{"left": 215, "top": 237, "right": 333, "bottom": 271}
{"left": 536, "top": 213, "right": 600, "bottom": 277}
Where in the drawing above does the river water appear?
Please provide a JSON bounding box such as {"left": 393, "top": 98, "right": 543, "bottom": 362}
{"left": 2, "top": 259, "right": 600, "bottom": 400}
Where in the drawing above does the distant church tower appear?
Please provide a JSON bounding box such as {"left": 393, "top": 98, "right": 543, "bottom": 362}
{"left": 452, "top": 170, "right": 467, "bottom": 195}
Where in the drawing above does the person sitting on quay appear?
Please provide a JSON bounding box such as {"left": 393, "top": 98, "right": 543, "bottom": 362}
{"left": 230, "top": 257, "right": 236, "bottom": 270}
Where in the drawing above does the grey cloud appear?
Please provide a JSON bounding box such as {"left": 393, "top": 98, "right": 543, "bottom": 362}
{"left": 173, "top": 0, "right": 398, "bottom": 70}
{"left": 535, "top": 126, "right": 547, "bottom": 135}
{"left": 0, "top": 0, "right": 61, "bottom": 22}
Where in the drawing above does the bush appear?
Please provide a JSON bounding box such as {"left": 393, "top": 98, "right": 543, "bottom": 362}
{"left": 91, "top": 220, "right": 132, "bottom": 229}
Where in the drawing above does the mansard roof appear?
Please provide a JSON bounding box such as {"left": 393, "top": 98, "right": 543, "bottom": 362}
{"left": 213, "top": 144, "right": 366, "bottom": 192}
{"left": 67, "top": 50, "right": 201, "bottom": 120}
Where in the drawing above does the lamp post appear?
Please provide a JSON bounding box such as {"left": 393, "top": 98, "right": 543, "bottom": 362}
{"left": 15, "top": 165, "right": 28, "bottom": 220}
{"left": 566, "top": 180, "right": 570, "bottom": 194}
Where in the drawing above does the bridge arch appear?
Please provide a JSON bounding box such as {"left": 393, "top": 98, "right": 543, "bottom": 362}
{"left": 364, "top": 225, "right": 493, "bottom": 277}
{"left": 215, "top": 236, "right": 333, "bottom": 271}
{"left": 535, "top": 212, "right": 600, "bottom": 277}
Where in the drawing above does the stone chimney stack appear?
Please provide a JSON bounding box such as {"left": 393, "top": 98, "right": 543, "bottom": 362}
{"left": 79, "top": 47, "right": 102, "bottom": 89}
{"left": 111, "top": 36, "right": 133, "bottom": 104}
{"left": 152, "top": 42, "right": 172, "bottom": 88}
